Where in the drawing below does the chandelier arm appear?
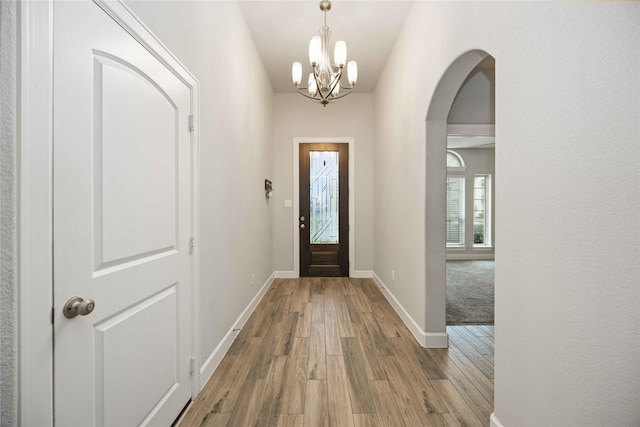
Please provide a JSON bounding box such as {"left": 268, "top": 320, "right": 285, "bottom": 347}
{"left": 295, "top": 86, "right": 325, "bottom": 102}
{"left": 326, "top": 68, "right": 343, "bottom": 98}
{"left": 296, "top": 83, "right": 333, "bottom": 104}
{"left": 328, "top": 87, "right": 354, "bottom": 100}
{"left": 311, "top": 65, "right": 325, "bottom": 97}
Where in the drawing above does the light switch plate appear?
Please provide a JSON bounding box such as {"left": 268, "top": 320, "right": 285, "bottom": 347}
{"left": 284, "top": 199, "right": 293, "bottom": 208}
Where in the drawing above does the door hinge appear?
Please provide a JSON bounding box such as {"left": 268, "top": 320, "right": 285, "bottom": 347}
{"left": 51, "top": 306, "right": 55, "bottom": 325}
{"left": 190, "top": 358, "right": 196, "bottom": 376}
{"left": 189, "top": 237, "right": 195, "bottom": 254}
{"left": 188, "top": 115, "right": 195, "bottom": 132}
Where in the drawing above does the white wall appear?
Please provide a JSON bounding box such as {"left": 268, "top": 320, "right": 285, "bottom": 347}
{"left": 272, "top": 94, "right": 374, "bottom": 274}
{"left": 374, "top": 2, "right": 639, "bottom": 426}
{"left": 125, "top": 1, "right": 275, "bottom": 380}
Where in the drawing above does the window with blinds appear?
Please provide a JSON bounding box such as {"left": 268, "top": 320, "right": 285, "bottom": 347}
{"left": 473, "top": 174, "right": 491, "bottom": 247}
{"left": 446, "top": 176, "right": 465, "bottom": 246}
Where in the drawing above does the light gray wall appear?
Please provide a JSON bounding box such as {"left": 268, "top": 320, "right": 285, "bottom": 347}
{"left": 0, "top": 1, "right": 18, "bottom": 424}
{"left": 446, "top": 148, "right": 495, "bottom": 258}
{"left": 125, "top": 1, "right": 275, "bottom": 371}
{"left": 272, "top": 94, "right": 374, "bottom": 273}
{"left": 374, "top": 2, "right": 639, "bottom": 426}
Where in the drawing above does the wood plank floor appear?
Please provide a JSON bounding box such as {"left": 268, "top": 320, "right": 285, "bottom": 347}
{"left": 178, "top": 278, "right": 494, "bottom": 427}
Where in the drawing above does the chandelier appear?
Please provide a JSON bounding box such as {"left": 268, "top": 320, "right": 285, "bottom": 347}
{"left": 291, "top": 0, "right": 358, "bottom": 107}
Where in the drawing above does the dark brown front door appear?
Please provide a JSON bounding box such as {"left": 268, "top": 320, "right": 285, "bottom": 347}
{"left": 299, "top": 143, "right": 349, "bottom": 277}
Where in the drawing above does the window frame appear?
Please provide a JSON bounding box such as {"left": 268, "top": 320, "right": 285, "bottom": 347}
{"left": 446, "top": 150, "right": 467, "bottom": 248}
{"left": 472, "top": 174, "right": 492, "bottom": 248}
{"left": 446, "top": 175, "right": 466, "bottom": 248}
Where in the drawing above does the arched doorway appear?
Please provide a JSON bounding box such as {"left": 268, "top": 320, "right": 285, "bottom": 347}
{"left": 424, "top": 50, "right": 495, "bottom": 341}
{"left": 445, "top": 57, "right": 495, "bottom": 326}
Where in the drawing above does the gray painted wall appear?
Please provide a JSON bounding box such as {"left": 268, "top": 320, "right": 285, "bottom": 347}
{"left": 448, "top": 57, "right": 495, "bottom": 125}
{"left": 125, "top": 0, "right": 275, "bottom": 373}
{"left": 11, "top": 3, "right": 640, "bottom": 425}
{"left": 272, "top": 94, "right": 374, "bottom": 273}
{"left": 0, "top": 1, "right": 18, "bottom": 424}
{"left": 374, "top": 2, "right": 639, "bottom": 425}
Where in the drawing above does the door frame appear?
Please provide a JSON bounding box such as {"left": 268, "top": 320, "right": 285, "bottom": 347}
{"left": 293, "top": 137, "right": 355, "bottom": 278}
{"left": 299, "top": 143, "right": 349, "bottom": 277}
{"left": 18, "top": 1, "right": 201, "bottom": 424}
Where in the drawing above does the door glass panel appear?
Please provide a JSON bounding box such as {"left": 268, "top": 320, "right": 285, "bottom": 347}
{"left": 310, "top": 151, "right": 339, "bottom": 244}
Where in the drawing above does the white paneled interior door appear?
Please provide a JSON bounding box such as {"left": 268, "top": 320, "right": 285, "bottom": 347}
{"left": 53, "top": 1, "right": 197, "bottom": 425}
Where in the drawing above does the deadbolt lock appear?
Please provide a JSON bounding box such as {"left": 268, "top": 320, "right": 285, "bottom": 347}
{"left": 63, "top": 296, "right": 95, "bottom": 318}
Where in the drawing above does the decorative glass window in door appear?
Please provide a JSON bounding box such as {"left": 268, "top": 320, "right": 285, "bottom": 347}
{"left": 309, "top": 151, "right": 339, "bottom": 244}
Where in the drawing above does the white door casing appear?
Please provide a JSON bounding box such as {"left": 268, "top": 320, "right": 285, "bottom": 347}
{"left": 53, "top": 1, "right": 198, "bottom": 425}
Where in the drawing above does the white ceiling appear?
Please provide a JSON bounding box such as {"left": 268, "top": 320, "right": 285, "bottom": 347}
{"left": 238, "top": 0, "right": 414, "bottom": 94}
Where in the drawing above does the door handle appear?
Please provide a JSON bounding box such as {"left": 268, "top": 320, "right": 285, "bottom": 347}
{"left": 63, "top": 296, "right": 95, "bottom": 318}
{"left": 300, "top": 224, "right": 306, "bottom": 229}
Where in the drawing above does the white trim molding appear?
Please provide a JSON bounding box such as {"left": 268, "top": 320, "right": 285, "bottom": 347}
{"left": 351, "top": 270, "right": 373, "bottom": 279}
{"left": 372, "top": 273, "right": 449, "bottom": 348}
{"left": 275, "top": 271, "right": 371, "bottom": 279}
{"left": 274, "top": 271, "right": 298, "bottom": 279}
{"left": 199, "top": 273, "right": 275, "bottom": 389}
{"left": 189, "top": 73, "right": 201, "bottom": 399}
{"left": 446, "top": 124, "right": 495, "bottom": 149}
{"left": 18, "top": 1, "right": 202, "bottom": 422}
{"left": 292, "top": 137, "right": 356, "bottom": 277}
{"left": 18, "top": 1, "right": 54, "bottom": 425}
{"left": 490, "top": 413, "right": 505, "bottom": 427}
{"left": 447, "top": 124, "right": 495, "bottom": 137}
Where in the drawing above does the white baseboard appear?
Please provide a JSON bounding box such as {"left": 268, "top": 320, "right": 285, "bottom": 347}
{"left": 446, "top": 253, "right": 495, "bottom": 261}
{"left": 199, "top": 272, "right": 275, "bottom": 389}
{"left": 423, "top": 331, "right": 449, "bottom": 348}
{"left": 490, "top": 413, "right": 504, "bottom": 427}
{"left": 274, "top": 271, "right": 297, "bottom": 278}
{"left": 274, "top": 271, "right": 373, "bottom": 279}
{"left": 372, "top": 272, "right": 449, "bottom": 349}
{"left": 351, "top": 270, "right": 373, "bottom": 278}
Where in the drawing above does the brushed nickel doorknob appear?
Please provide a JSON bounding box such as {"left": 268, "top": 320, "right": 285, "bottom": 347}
{"left": 300, "top": 224, "right": 306, "bottom": 229}
{"left": 63, "top": 296, "right": 95, "bottom": 318}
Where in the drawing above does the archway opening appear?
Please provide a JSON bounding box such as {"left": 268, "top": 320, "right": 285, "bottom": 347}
{"left": 445, "top": 57, "right": 495, "bottom": 327}
{"left": 424, "top": 50, "right": 496, "bottom": 343}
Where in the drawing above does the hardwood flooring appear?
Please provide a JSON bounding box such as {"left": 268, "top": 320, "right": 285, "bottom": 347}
{"left": 178, "top": 278, "right": 494, "bottom": 427}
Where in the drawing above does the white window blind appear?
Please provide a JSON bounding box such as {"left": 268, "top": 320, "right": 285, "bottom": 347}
{"left": 446, "top": 176, "right": 465, "bottom": 245}
{"left": 473, "top": 174, "right": 491, "bottom": 247}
